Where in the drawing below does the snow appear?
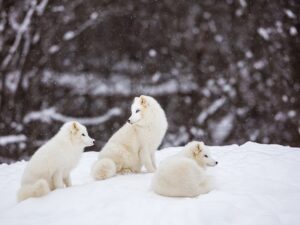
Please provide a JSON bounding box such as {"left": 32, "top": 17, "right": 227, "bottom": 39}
{"left": 151, "top": 72, "right": 161, "bottom": 82}
{"left": 23, "top": 107, "right": 121, "bottom": 125}
{"left": 239, "top": 0, "right": 247, "bottom": 8}
{"left": 287, "top": 110, "right": 296, "bottom": 118}
{"left": 257, "top": 27, "right": 270, "bottom": 41}
{"left": 1, "top": 2, "right": 36, "bottom": 69}
{"left": 276, "top": 21, "right": 283, "bottom": 34}
{"left": 51, "top": 6, "right": 64, "bottom": 13}
{"left": 90, "top": 12, "right": 98, "bottom": 20}
{"left": 210, "top": 113, "right": 234, "bottom": 144}
{"left": 63, "top": 31, "right": 75, "bottom": 41}
{"left": 149, "top": 49, "right": 157, "bottom": 57}
{"left": 282, "top": 95, "right": 288, "bottom": 102}
{"left": 253, "top": 60, "right": 266, "bottom": 70}
{"left": 197, "top": 97, "right": 226, "bottom": 124}
{"left": 0, "top": 135, "right": 27, "bottom": 146}
{"left": 284, "top": 9, "right": 296, "bottom": 19}
{"left": 0, "top": 142, "right": 300, "bottom": 225}
{"left": 36, "top": 0, "right": 49, "bottom": 16}
{"left": 5, "top": 72, "right": 20, "bottom": 92}
{"left": 142, "top": 79, "right": 197, "bottom": 96}
{"left": 48, "top": 45, "right": 60, "bottom": 54}
{"left": 40, "top": 70, "right": 198, "bottom": 96}
{"left": 214, "top": 34, "right": 223, "bottom": 43}
{"left": 235, "top": 9, "right": 243, "bottom": 17}
{"left": 274, "top": 110, "right": 296, "bottom": 121}
{"left": 289, "top": 27, "right": 297, "bottom": 36}
{"left": 166, "top": 126, "right": 190, "bottom": 147}
{"left": 275, "top": 112, "right": 286, "bottom": 121}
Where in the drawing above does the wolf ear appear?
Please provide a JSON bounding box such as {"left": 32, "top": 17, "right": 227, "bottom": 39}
{"left": 71, "top": 121, "right": 79, "bottom": 133}
{"left": 193, "top": 144, "right": 202, "bottom": 157}
{"left": 140, "top": 95, "right": 147, "bottom": 106}
{"left": 197, "top": 143, "right": 202, "bottom": 151}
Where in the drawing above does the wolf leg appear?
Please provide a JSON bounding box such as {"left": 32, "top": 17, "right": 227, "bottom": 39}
{"left": 140, "top": 149, "right": 156, "bottom": 173}
{"left": 53, "top": 171, "right": 65, "bottom": 189}
{"left": 151, "top": 152, "right": 157, "bottom": 169}
{"left": 63, "top": 174, "right": 72, "bottom": 187}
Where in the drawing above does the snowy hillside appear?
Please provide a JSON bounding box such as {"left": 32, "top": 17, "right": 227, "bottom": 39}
{"left": 0, "top": 142, "right": 300, "bottom": 225}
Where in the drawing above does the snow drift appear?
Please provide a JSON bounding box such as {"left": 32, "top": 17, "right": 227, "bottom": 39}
{"left": 0, "top": 142, "right": 300, "bottom": 225}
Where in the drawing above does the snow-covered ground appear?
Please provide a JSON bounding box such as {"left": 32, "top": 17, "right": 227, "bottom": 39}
{"left": 0, "top": 142, "right": 300, "bottom": 225}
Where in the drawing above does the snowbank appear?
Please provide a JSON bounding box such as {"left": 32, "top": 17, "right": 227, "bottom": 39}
{"left": 0, "top": 142, "right": 300, "bottom": 225}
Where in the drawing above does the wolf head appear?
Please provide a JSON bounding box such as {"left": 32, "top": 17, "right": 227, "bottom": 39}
{"left": 185, "top": 141, "right": 218, "bottom": 167}
{"left": 61, "top": 121, "right": 95, "bottom": 147}
{"left": 127, "top": 95, "right": 152, "bottom": 126}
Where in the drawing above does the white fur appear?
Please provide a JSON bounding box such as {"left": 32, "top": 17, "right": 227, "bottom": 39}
{"left": 17, "top": 121, "right": 94, "bottom": 202}
{"left": 151, "top": 141, "right": 218, "bottom": 197}
{"left": 91, "top": 95, "right": 168, "bottom": 180}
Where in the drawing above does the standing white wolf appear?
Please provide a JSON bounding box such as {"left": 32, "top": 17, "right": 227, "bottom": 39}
{"left": 17, "top": 121, "right": 94, "bottom": 202}
{"left": 91, "top": 95, "right": 168, "bottom": 180}
{"left": 151, "top": 141, "right": 218, "bottom": 197}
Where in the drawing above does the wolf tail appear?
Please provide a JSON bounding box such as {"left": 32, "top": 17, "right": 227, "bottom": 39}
{"left": 91, "top": 158, "right": 117, "bottom": 180}
{"left": 17, "top": 179, "right": 50, "bottom": 202}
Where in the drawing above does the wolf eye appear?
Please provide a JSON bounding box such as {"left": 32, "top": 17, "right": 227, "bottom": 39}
{"left": 204, "top": 155, "right": 208, "bottom": 158}
{"left": 136, "top": 109, "right": 140, "bottom": 113}
{"left": 82, "top": 133, "right": 85, "bottom": 136}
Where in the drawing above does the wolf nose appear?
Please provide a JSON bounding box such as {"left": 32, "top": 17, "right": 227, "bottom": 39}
{"left": 216, "top": 161, "right": 218, "bottom": 165}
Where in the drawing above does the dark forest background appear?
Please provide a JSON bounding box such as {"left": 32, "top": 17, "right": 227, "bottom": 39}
{"left": 0, "top": 0, "right": 299, "bottom": 163}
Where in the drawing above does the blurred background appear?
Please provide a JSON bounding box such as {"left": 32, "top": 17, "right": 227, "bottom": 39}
{"left": 0, "top": 0, "right": 299, "bottom": 163}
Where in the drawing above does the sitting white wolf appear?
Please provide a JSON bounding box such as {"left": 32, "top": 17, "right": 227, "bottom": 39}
{"left": 91, "top": 95, "right": 168, "bottom": 180}
{"left": 151, "top": 141, "right": 218, "bottom": 197}
{"left": 17, "top": 121, "right": 94, "bottom": 201}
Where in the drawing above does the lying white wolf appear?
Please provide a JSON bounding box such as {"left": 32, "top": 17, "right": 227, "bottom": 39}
{"left": 151, "top": 141, "right": 218, "bottom": 197}
{"left": 17, "top": 121, "right": 94, "bottom": 201}
{"left": 91, "top": 95, "right": 168, "bottom": 180}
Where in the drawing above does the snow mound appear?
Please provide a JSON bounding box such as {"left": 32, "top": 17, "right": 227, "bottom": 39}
{"left": 0, "top": 142, "right": 300, "bottom": 225}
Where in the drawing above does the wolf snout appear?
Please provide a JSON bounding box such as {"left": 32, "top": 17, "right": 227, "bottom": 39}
{"left": 88, "top": 138, "right": 95, "bottom": 146}
{"left": 209, "top": 161, "right": 218, "bottom": 166}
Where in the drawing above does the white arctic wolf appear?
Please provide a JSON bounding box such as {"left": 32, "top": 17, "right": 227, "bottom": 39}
{"left": 17, "top": 121, "right": 94, "bottom": 202}
{"left": 91, "top": 95, "right": 168, "bottom": 180}
{"left": 151, "top": 141, "right": 218, "bottom": 197}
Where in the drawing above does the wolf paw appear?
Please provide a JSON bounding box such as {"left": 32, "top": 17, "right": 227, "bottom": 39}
{"left": 119, "top": 168, "right": 133, "bottom": 174}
